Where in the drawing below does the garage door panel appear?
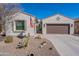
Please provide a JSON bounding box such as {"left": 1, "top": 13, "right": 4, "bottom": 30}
{"left": 46, "top": 24, "right": 70, "bottom": 34}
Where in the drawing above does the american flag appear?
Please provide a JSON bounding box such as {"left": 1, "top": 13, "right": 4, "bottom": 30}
{"left": 30, "top": 16, "right": 35, "bottom": 28}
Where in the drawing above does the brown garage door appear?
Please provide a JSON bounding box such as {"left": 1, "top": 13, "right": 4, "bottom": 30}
{"left": 46, "top": 24, "right": 70, "bottom": 34}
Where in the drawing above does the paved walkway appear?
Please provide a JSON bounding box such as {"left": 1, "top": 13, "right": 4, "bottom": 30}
{"left": 45, "top": 34, "right": 79, "bottom": 56}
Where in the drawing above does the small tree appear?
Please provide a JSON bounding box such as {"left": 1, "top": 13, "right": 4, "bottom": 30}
{"left": 36, "top": 20, "right": 42, "bottom": 33}
{"left": 0, "top": 3, "right": 21, "bottom": 33}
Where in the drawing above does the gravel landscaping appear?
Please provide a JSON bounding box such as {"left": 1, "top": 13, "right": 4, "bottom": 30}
{"left": 0, "top": 36, "right": 59, "bottom": 56}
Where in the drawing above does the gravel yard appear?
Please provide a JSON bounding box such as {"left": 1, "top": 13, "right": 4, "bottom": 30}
{"left": 0, "top": 36, "right": 59, "bottom": 56}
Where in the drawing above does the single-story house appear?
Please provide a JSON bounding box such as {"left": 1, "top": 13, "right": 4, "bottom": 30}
{"left": 42, "top": 14, "right": 74, "bottom": 34}
{"left": 5, "top": 11, "right": 37, "bottom": 36}
{"left": 74, "top": 19, "right": 79, "bottom": 34}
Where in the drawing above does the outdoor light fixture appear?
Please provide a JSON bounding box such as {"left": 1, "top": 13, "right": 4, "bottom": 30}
{"left": 44, "top": 24, "right": 45, "bottom": 27}
{"left": 71, "top": 24, "right": 73, "bottom": 27}
{"left": 56, "top": 17, "right": 60, "bottom": 21}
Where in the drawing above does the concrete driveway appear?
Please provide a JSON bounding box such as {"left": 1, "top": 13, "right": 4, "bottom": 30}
{"left": 44, "top": 34, "right": 79, "bottom": 56}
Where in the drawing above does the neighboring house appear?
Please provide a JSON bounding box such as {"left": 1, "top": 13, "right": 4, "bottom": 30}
{"left": 42, "top": 14, "right": 74, "bottom": 35}
{"left": 5, "top": 11, "right": 37, "bottom": 36}
{"left": 74, "top": 19, "right": 79, "bottom": 34}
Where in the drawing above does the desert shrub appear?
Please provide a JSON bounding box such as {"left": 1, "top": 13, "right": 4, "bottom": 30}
{"left": 4, "top": 36, "right": 13, "bottom": 43}
{"left": 23, "top": 37, "right": 29, "bottom": 48}
{"left": 16, "top": 36, "right": 29, "bottom": 49}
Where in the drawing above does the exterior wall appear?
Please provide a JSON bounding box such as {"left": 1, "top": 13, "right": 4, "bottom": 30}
{"left": 42, "top": 14, "right": 74, "bottom": 35}
{"left": 75, "top": 21, "right": 79, "bottom": 34}
{"left": 5, "top": 12, "right": 36, "bottom": 36}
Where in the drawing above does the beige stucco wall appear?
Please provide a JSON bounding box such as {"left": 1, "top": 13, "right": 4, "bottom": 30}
{"left": 5, "top": 12, "right": 36, "bottom": 36}
{"left": 42, "top": 14, "right": 74, "bottom": 35}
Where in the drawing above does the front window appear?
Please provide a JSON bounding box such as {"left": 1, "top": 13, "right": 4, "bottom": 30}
{"left": 15, "top": 20, "right": 25, "bottom": 31}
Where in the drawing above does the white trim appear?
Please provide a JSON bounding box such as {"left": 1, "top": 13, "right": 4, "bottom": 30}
{"left": 13, "top": 20, "right": 26, "bottom": 32}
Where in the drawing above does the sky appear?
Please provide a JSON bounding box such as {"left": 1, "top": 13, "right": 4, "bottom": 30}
{"left": 20, "top": 3, "right": 79, "bottom": 20}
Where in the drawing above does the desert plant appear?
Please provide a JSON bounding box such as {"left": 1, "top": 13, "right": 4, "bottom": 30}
{"left": 4, "top": 36, "right": 13, "bottom": 43}
{"left": 25, "top": 36, "right": 29, "bottom": 38}
{"left": 23, "top": 37, "right": 29, "bottom": 47}
{"left": 16, "top": 36, "right": 29, "bottom": 49}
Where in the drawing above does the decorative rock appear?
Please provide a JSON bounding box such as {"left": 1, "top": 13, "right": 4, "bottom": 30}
{"left": 49, "top": 47, "right": 52, "bottom": 50}
{"left": 39, "top": 45, "right": 43, "bottom": 48}
{"left": 30, "top": 53, "right": 34, "bottom": 56}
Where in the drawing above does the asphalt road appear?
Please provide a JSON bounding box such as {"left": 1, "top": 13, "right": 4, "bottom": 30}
{"left": 45, "top": 34, "right": 79, "bottom": 56}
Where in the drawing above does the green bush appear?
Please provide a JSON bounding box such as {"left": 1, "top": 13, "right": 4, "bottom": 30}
{"left": 4, "top": 36, "right": 13, "bottom": 43}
